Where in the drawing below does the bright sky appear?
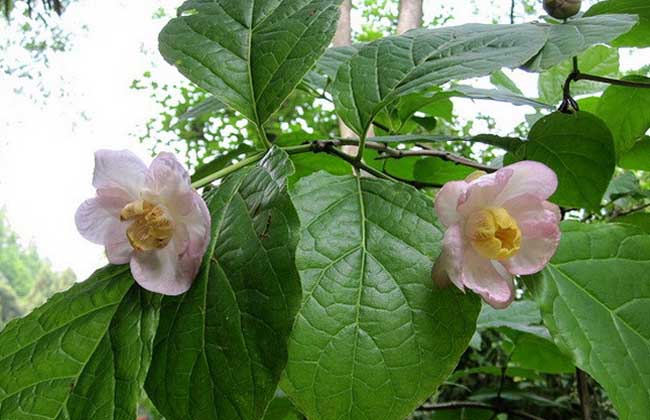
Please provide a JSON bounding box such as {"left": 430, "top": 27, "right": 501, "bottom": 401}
{"left": 0, "top": 0, "right": 647, "bottom": 280}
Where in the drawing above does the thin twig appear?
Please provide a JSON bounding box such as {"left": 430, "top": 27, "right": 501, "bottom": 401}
{"left": 609, "top": 202, "right": 650, "bottom": 219}
{"left": 310, "top": 141, "right": 393, "bottom": 181}
{"left": 310, "top": 139, "right": 493, "bottom": 173}
{"left": 419, "top": 401, "right": 545, "bottom": 420}
{"left": 576, "top": 369, "right": 592, "bottom": 420}
{"left": 574, "top": 73, "right": 650, "bottom": 89}
{"left": 372, "top": 147, "right": 495, "bottom": 172}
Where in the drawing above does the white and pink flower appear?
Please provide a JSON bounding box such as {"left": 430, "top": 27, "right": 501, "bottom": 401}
{"left": 432, "top": 161, "right": 561, "bottom": 309}
{"left": 75, "top": 150, "right": 211, "bottom": 295}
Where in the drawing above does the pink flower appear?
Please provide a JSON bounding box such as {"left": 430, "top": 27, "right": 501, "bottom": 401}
{"left": 432, "top": 161, "right": 561, "bottom": 309}
{"left": 75, "top": 150, "right": 211, "bottom": 295}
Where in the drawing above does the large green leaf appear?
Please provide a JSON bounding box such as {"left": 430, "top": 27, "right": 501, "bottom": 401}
{"left": 332, "top": 23, "right": 549, "bottom": 135}
{"left": 282, "top": 172, "right": 480, "bottom": 420}
{"left": 613, "top": 213, "right": 650, "bottom": 234}
{"left": 501, "top": 328, "right": 575, "bottom": 374}
{"left": 619, "top": 136, "right": 650, "bottom": 171}
{"left": 530, "top": 222, "right": 650, "bottom": 419}
{"left": 513, "top": 112, "right": 615, "bottom": 210}
{"left": 451, "top": 85, "right": 553, "bottom": 109}
{"left": 0, "top": 265, "right": 160, "bottom": 420}
{"left": 159, "top": 0, "right": 341, "bottom": 126}
{"left": 413, "top": 157, "right": 474, "bottom": 185}
{"left": 538, "top": 45, "right": 620, "bottom": 105}
{"left": 477, "top": 301, "right": 541, "bottom": 332}
{"left": 596, "top": 76, "right": 650, "bottom": 158}
{"left": 586, "top": 0, "right": 650, "bottom": 47}
{"left": 523, "top": 14, "right": 637, "bottom": 71}
{"left": 146, "top": 148, "right": 302, "bottom": 420}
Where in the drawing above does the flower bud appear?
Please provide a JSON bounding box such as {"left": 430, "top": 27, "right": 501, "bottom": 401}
{"left": 543, "top": 0, "right": 581, "bottom": 19}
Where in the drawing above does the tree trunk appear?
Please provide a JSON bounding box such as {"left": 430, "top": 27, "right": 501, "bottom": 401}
{"left": 333, "top": 0, "right": 357, "bottom": 141}
{"left": 396, "top": 0, "right": 423, "bottom": 34}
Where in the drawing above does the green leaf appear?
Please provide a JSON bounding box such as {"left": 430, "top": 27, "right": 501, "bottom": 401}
{"left": 451, "top": 85, "right": 552, "bottom": 110}
{"left": 477, "top": 301, "right": 541, "bottom": 332}
{"left": 332, "top": 23, "right": 548, "bottom": 135}
{"left": 146, "top": 147, "right": 302, "bottom": 420}
{"left": 159, "top": 0, "right": 341, "bottom": 126}
{"left": 490, "top": 69, "right": 523, "bottom": 95}
{"left": 620, "top": 136, "right": 650, "bottom": 171}
{"left": 501, "top": 328, "right": 575, "bottom": 374}
{"left": 597, "top": 77, "right": 650, "bottom": 158}
{"left": 585, "top": 0, "right": 650, "bottom": 47}
{"left": 191, "top": 143, "right": 257, "bottom": 183}
{"left": 605, "top": 171, "right": 641, "bottom": 202}
{"left": 282, "top": 172, "right": 480, "bottom": 420}
{"left": 530, "top": 221, "right": 650, "bottom": 419}
{"left": 613, "top": 213, "right": 650, "bottom": 233}
{"left": 180, "top": 95, "right": 226, "bottom": 121}
{"left": 263, "top": 394, "right": 302, "bottom": 420}
{"left": 289, "top": 153, "right": 351, "bottom": 184}
{"left": 413, "top": 157, "right": 474, "bottom": 185}
{"left": 0, "top": 265, "right": 160, "bottom": 420}
{"left": 515, "top": 112, "right": 616, "bottom": 210}
{"left": 524, "top": 15, "right": 637, "bottom": 72}
{"left": 304, "top": 45, "right": 362, "bottom": 91}
{"left": 538, "top": 45, "right": 620, "bottom": 105}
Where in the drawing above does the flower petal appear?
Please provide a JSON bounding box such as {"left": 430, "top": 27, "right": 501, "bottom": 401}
{"left": 495, "top": 161, "right": 558, "bottom": 204}
{"left": 502, "top": 196, "right": 561, "bottom": 275}
{"left": 75, "top": 189, "right": 129, "bottom": 245}
{"left": 435, "top": 181, "right": 468, "bottom": 227}
{"left": 130, "top": 244, "right": 193, "bottom": 296}
{"left": 457, "top": 167, "right": 513, "bottom": 216}
{"left": 144, "top": 152, "right": 193, "bottom": 215}
{"left": 432, "top": 224, "right": 465, "bottom": 291}
{"left": 460, "top": 248, "right": 515, "bottom": 309}
{"left": 106, "top": 240, "right": 133, "bottom": 264}
{"left": 93, "top": 150, "right": 147, "bottom": 198}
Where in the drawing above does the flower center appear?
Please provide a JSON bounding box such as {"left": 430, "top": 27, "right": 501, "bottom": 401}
{"left": 465, "top": 207, "right": 521, "bottom": 260}
{"left": 120, "top": 200, "right": 174, "bottom": 251}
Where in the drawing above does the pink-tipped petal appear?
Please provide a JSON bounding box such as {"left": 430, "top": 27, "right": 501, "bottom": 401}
{"left": 502, "top": 195, "right": 561, "bottom": 275}
{"left": 460, "top": 249, "right": 515, "bottom": 309}
{"left": 75, "top": 192, "right": 128, "bottom": 245}
{"left": 435, "top": 181, "right": 468, "bottom": 227}
{"left": 432, "top": 224, "right": 465, "bottom": 291}
{"left": 458, "top": 167, "right": 513, "bottom": 216}
{"left": 130, "top": 244, "right": 193, "bottom": 296}
{"left": 495, "top": 161, "right": 558, "bottom": 205}
{"left": 145, "top": 152, "right": 193, "bottom": 213}
{"left": 106, "top": 240, "right": 133, "bottom": 264}
{"left": 93, "top": 150, "right": 147, "bottom": 198}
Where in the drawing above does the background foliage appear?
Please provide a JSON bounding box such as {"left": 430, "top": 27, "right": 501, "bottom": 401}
{"left": 2, "top": 1, "right": 650, "bottom": 420}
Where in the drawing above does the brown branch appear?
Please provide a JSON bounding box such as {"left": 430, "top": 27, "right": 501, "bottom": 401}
{"left": 609, "top": 202, "right": 650, "bottom": 219}
{"left": 574, "top": 73, "right": 650, "bottom": 89}
{"left": 419, "top": 401, "right": 545, "bottom": 420}
{"left": 371, "top": 146, "right": 495, "bottom": 173}
{"left": 576, "top": 369, "right": 592, "bottom": 420}
{"left": 310, "top": 141, "right": 393, "bottom": 181}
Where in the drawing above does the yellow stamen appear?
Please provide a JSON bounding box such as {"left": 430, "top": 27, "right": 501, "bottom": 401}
{"left": 465, "top": 170, "right": 487, "bottom": 183}
{"left": 465, "top": 207, "right": 521, "bottom": 260}
{"left": 120, "top": 200, "right": 174, "bottom": 251}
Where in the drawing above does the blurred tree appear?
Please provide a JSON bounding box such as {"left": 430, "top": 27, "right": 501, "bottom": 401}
{"left": 0, "top": 208, "right": 76, "bottom": 327}
{"left": 1, "top": 0, "right": 66, "bottom": 19}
